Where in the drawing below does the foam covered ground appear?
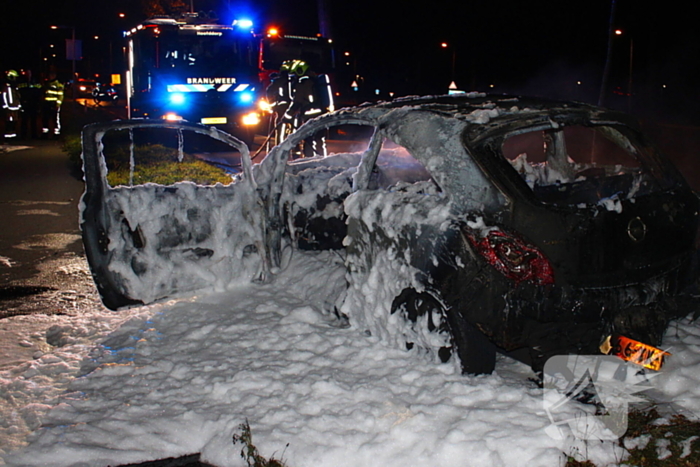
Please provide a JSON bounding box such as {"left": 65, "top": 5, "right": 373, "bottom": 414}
{"left": 2, "top": 250, "right": 700, "bottom": 467}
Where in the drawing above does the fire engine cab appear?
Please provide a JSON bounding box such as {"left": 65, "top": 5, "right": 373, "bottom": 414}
{"left": 124, "top": 13, "right": 261, "bottom": 142}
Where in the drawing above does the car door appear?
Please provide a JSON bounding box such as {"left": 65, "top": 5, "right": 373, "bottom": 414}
{"left": 81, "top": 119, "right": 269, "bottom": 310}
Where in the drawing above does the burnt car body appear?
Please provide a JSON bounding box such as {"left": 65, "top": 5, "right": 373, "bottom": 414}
{"left": 81, "top": 94, "right": 700, "bottom": 375}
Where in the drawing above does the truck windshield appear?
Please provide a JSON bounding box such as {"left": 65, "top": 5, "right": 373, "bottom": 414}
{"left": 155, "top": 29, "right": 257, "bottom": 75}
{"left": 260, "top": 36, "right": 335, "bottom": 73}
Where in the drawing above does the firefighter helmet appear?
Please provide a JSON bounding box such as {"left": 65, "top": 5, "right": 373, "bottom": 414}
{"left": 289, "top": 60, "right": 309, "bottom": 77}
{"left": 6, "top": 70, "right": 19, "bottom": 81}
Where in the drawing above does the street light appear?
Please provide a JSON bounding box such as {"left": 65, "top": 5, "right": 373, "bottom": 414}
{"left": 615, "top": 29, "right": 634, "bottom": 112}
{"left": 441, "top": 42, "right": 457, "bottom": 90}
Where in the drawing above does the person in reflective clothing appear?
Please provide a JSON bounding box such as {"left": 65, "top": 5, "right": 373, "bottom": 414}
{"left": 266, "top": 63, "right": 295, "bottom": 145}
{"left": 42, "top": 75, "right": 64, "bottom": 137}
{"left": 18, "top": 71, "right": 42, "bottom": 139}
{"left": 285, "top": 60, "right": 333, "bottom": 157}
{"left": 1, "top": 70, "right": 22, "bottom": 140}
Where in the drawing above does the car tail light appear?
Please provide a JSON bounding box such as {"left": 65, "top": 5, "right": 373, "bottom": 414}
{"left": 465, "top": 229, "right": 555, "bottom": 286}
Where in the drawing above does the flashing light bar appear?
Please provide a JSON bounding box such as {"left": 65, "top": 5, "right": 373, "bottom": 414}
{"left": 233, "top": 19, "right": 253, "bottom": 30}
{"left": 167, "top": 83, "right": 250, "bottom": 93}
{"left": 238, "top": 91, "right": 254, "bottom": 103}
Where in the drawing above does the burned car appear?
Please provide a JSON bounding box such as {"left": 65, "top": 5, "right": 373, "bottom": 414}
{"left": 81, "top": 94, "right": 700, "bottom": 375}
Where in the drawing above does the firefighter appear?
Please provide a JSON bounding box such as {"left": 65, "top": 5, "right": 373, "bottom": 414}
{"left": 18, "top": 71, "right": 42, "bottom": 139}
{"left": 42, "top": 74, "right": 64, "bottom": 137}
{"left": 286, "top": 60, "right": 333, "bottom": 157}
{"left": 266, "top": 63, "right": 295, "bottom": 145}
{"left": 1, "top": 70, "right": 22, "bottom": 140}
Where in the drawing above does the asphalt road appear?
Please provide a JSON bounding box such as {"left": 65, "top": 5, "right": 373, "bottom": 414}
{"left": 0, "top": 139, "right": 97, "bottom": 319}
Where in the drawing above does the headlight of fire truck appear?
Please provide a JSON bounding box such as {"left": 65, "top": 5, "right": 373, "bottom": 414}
{"left": 163, "top": 112, "right": 183, "bottom": 122}
{"left": 241, "top": 112, "right": 261, "bottom": 126}
{"left": 258, "top": 98, "right": 272, "bottom": 113}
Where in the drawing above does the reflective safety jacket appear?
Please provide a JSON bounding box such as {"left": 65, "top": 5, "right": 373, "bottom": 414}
{"left": 266, "top": 72, "right": 293, "bottom": 115}
{"left": 44, "top": 80, "right": 64, "bottom": 106}
{"left": 2, "top": 82, "right": 21, "bottom": 111}
{"left": 289, "top": 73, "right": 333, "bottom": 119}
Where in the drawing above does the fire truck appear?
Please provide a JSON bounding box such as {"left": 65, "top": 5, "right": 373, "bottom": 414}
{"left": 124, "top": 13, "right": 262, "bottom": 142}
{"left": 258, "top": 29, "right": 336, "bottom": 86}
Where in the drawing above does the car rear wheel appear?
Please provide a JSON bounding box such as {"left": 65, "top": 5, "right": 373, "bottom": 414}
{"left": 391, "top": 288, "right": 497, "bottom": 375}
{"left": 391, "top": 288, "right": 453, "bottom": 363}
{"left": 448, "top": 311, "right": 497, "bottom": 375}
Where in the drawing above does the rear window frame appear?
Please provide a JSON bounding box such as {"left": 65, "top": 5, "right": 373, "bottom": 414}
{"left": 467, "top": 118, "right": 685, "bottom": 208}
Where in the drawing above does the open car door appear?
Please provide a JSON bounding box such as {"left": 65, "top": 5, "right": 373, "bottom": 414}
{"left": 81, "top": 120, "right": 268, "bottom": 310}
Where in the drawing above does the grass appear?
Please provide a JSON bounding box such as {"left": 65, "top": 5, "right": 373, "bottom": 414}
{"left": 58, "top": 101, "right": 233, "bottom": 187}
{"left": 62, "top": 130, "right": 234, "bottom": 186}
{"left": 233, "top": 421, "right": 289, "bottom": 467}
{"left": 60, "top": 100, "right": 114, "bottom": 172}
{"left": 74, "top": 137, "right": 232, "bottom": 186}
{"left": 61, "top": 133, "right": 83, "bottom": 169}
{"left": 619, "top": 408, "right": 700, "bottom": 466}
{"left": 102, "top": 143, "right": 232, "bottom": 186}
{"left": 565, "top": 408, "right": 700, "bottom": 467}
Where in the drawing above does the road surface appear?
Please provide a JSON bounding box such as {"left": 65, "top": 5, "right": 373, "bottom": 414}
{"left": 0, "top": 140, "right": 100, "bottom": 320}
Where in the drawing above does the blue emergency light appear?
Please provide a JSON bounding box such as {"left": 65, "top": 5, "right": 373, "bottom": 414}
{"left": 233, "top": 19, "right": 254, "bottom": 30}
{"left": 238, "top": 90, "right": 254, "bottom": 104}
{"left": 169, "top": 92, "right": 186, "bottom": 105}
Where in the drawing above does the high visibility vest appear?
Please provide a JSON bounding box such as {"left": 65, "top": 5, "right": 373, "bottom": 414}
{"left": 2, "top": 83, "right": 21, "bottom": 111}
{"left": 45, "top": 81, "right": 64, "bottom": 106}
{"left": 291, "top": 74, "right": 332, "bottom": 117}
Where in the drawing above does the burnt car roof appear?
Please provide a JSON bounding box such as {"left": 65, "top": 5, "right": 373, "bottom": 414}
{"left": 270, "top": 94, "right": 641, "bottom": 149}
{"left": 355, "top": 93, "right": 636, "bottom": 124}
{"left": 289, "top": 93, "right": 647, "bottom": 158}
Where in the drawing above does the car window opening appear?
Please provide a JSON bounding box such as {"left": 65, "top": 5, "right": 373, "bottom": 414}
{"left": 284, "top": 125, "right": 441, "bottom": 194}
{"left": 502, "top": 124, "right": 659, "bottom": 206}
{"left": 101, "top": 127, "right": 238, "bottom": 188}
{"left": 370, "top": 141, "right": 442, "bottom": 193}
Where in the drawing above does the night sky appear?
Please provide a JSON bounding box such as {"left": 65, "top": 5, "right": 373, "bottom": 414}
{"left": 1, "top": 0, "right": 697, "bottom": 120}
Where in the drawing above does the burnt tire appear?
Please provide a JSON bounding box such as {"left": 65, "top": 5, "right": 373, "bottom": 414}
{"left": 391, "top": 289, "right": 454, "bottom": 363}
{"left": 448, "top": 314, "right": 497, "bottom": 375}
{"left": 391, "top": 288, "right": 496, "bottom": 375}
